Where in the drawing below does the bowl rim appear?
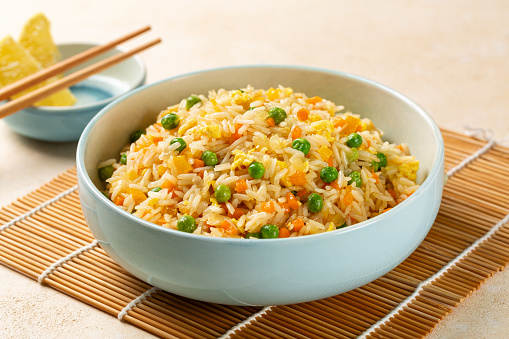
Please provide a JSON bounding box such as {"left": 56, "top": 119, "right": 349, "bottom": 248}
{"left": 77, "top": 64, "right": 444, "bottom": 244}
{"left": 22, "top": 42, "right": 146, "bottom": 114}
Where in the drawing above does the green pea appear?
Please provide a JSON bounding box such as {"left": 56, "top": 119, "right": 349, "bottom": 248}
{"left": 346, "top": 148, "right": 359, "bottom": 163}
{"left": 346, "top": 133, "right": 363, "bottom": 148}
{"left": 215, "top": 184, "right": 232, "bottom": 203}
{"left": 177, "top": 215, "right": 196, "bottom": 233}
{"left": 372, "top": 152, "right": 388, "bottom": 171}
{"left": 260, "top": 224, "right": 279, "bottom": 239}
{"left": 292, "top": 138, "right": 311, "bottom": 155}
{"left": 186, "top": 95, "right": 201, "bottom": 109}
{"left": 320, "top": 166, "right": 339, "bottom": 184}
{"left": 161, "top": 113, "right": 180, "bottom": 130}
{"left": 201, "top": 150, "right": 218, "bottom": 166}
{"left": 130, "top": 129, "right": 145, "bottom": 143}
{"left": 307, "top": 193, "right": 323, "bottom": 213}
{"left": 120, "top": 153, "right": 127, "bottom": 165}
{"left": 336, "top": 222, "right": 347, "bottom": 229}
{"left": 248, "top": 161, "right": 265, "bottom": 179}
{"left": 245, "top": 232, "right": 260, "bottom": 239}
{"left": 98, "top": 165, "right": 114, "bottom": 181}
{"left": 170, "top": 137, "right": 186, "bottom": 153}
{"left": 348, "top": 171, "right": 363, "bottom": 187}
{"left": 268, "top": 107, "right": 287, "bottom": 125}
{"left": 150, "top": 187, "right": 162, "bottom": 192}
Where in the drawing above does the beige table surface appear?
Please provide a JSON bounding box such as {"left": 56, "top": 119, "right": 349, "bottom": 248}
{"left": 1, "top": 1, "right": 509, "bottom": 338}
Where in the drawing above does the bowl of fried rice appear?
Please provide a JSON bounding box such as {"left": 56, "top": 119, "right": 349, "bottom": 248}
{"left": 76, "top": 65, "right": 445, "bottom": 305}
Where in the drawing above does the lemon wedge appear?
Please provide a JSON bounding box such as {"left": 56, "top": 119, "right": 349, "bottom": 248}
{"left": 0, "top": 36, "right": 76, "bottom": 106}
{"left": 0, "top": 13, "right": 76, "bottom": 107}
{"left": 19, "top": 13, "right": 60, "bottom": 68}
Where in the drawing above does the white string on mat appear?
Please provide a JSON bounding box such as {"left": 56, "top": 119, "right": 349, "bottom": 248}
{"left": 358, "top": 129, "right": 505, "bottom": 338}
{"left": 218, "top": 306, "right": 273, "bottom": 339}
{"left": 446, "top": 127, "right": 495, "bottom": 177}
{"left": 38, "top": 239, "right": 99, "bottom": 284}
{"left": 358, "top": 211, "right": 509, "bottom": 338}
{"left": 117, "top": 286, "right": 160, "bottom": 320}
{"left": 0, "top": 184, "right": 78, "bottom": 232}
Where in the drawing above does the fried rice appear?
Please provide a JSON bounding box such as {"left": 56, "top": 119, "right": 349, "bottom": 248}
{"left": 99, "top": 85, "right": 420, "bottom": 238}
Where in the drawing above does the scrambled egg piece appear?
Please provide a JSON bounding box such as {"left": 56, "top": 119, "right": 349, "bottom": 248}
{"left": 318, "top": 145, "right": 333, "bottom": 161}
{"left": 230, "top": 90, "right": 252, "bottom": 105}
{"left": 281, "top": 176, "right": 292, "bottom": 187}
{"left": 398, "top": 161, "right": 419, "bottom": 181}
{"left": 308, "top": 115, "right": 322, "bottom": 122}
{"left": 205, "top": 125, "right": 222, "bottom": 139}
{"left": 231, "top": 149, "right": 256, "bottom": 170}
{"left": 311, "top": 120, "right": 335, "bottom": 141}
{"left": 209, "top": 197, "right": 219, "bottom": 207}
{"left": 277, "top": 161, "right": 287, "bottom": 169}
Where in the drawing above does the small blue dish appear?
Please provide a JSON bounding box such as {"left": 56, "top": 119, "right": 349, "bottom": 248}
{"left": 3, "top": 43, "right": 146, "bottom": 142}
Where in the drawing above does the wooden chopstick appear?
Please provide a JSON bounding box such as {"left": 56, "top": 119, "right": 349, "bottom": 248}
{"left": 0, "top": 38, "right": 161, "bottom": 119}
{"left": 0, "top": 26, "right": 151, "bottom": 102}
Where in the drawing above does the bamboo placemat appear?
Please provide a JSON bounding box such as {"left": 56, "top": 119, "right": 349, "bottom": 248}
{"left": 1, "top": 129, "right": 509, "bottom": 339}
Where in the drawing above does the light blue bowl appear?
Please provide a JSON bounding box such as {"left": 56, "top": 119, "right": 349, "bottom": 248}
{"left": 77, "top": 66, "right": 445, "bottom": 306}
{"left": 3, "top": 43, "right": 146, "bottom": 142}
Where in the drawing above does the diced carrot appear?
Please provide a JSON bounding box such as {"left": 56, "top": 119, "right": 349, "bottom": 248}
{"left": 291, "top": 126, "right": 302, "bottom": 139}
{"left": 330, "top": 180, "right": 340, "bottom": 190}
{"left": 220, "top": 220, "right": 238, "bottom": 236}
{"left": 267, "top": 117, "right": 276, "bottom": 127}
{"left": 148, "top": 135, "right": 163, "bottom": 144}
{"left": 173, "top": 156, "right": 193, "bottom": 174}
{"left": 235, "top": 179, "right": 248, "bottom": 193}
{"left": 156, "top": 218, "right": 166, "bottom": 225}
{"left": 297, "top": 189, "right": 307, "bottom": 197}
{"left": 278, "top": 202, "right": 291, "bottom": 213}
{"left": 372, "top": 172, "right": 379, "bottom": 184}
{"left": 286, "top": 192, "right": 300, "bottom": 210}
{"left": 291, "top": 218, "right": 304, "bottom": 232}
{"left": 333, "top": 117, "right": 346, "bottom": 128}
{"left": 297, "top": 108, "right": 310, "bottom": 121}
{"left": 327, "top": 157, "right": 334, "bottom": 167}
{"left": 343, "top": 192, "right": 355, "bottom": 206}
{"left": 306, "top": 96, "right": 322, "bottom": 105}
{"left": 193, "top": 159, "right": 205, "bottom": 169}
{"left": 231, "top": 123, "right": 243, "bottom": 141}
{"left": 387, "top": 189, "right": 397, "bottom": 199}
{"left": 288, "top": 171, "right": 307, "bottom": 186}
{"left": 279, "top": 228, "right": 291, "bottom": 238}
{"left": 341, "top": 115, "right": 361, "bottom": 135}
{"left": 228, "top": 207, "right": 247, "bottom": 219}
{"left": 161, "top": 181, "right": 175, "bottom": 191}
{"left": 261, "top": 201, "right": 275, "bottom": 213}
{"left": 383, "top": 207, "right": 392, "bottom": 213}
{"left": 114, "top": 195, "right": 124, "bottom": 206}
{"left": 198, "top": 171, "right": 204, "bottom": 179}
